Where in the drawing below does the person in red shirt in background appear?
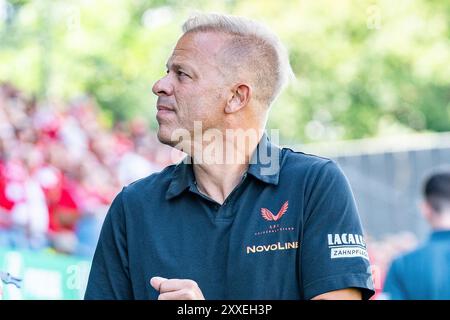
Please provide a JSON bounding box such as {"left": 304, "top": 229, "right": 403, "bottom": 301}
{"left": 35, "top": 142, "right": 80, "bottom": 254}
{"left": 0, "top": 157, "right": 15, "bottom": 245}
{"left": 47, "top": 175, "right": 80, "bottom": 254}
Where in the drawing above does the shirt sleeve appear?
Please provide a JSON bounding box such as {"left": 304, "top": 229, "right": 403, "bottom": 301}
{"left": 382, "top": 258, "right": 407, "bottom": 300}
{"left": 84, "top": 190, "right": 134, "bottom": 299}
{"left": 300, "top": 160, "right": 375, "bottom": 300}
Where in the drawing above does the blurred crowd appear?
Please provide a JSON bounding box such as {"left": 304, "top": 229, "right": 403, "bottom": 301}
{"left": 0, "top": 82, "right": 181, "bottom": 257}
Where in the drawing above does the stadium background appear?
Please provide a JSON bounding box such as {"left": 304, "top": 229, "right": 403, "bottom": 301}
{"left": 1, "top": 0, "right": 449, "bottom": 299}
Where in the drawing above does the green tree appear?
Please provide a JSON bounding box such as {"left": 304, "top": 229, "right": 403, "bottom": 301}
{"left": 1, "top": 0, "right": 449, "bottom": 142}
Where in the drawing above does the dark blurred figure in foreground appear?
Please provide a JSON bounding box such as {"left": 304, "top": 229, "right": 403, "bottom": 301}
{"left": 382, "top": 171, "right": 450, "bottom": 299}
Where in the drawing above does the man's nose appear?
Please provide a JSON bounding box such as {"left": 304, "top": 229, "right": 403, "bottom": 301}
{"left": 152, "top": 75, "right": 173, "bottom": 97}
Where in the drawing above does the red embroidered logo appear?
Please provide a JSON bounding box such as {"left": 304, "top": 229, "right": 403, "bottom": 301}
{"left": 260, "top": 201, "right": 288, "bottom": 221}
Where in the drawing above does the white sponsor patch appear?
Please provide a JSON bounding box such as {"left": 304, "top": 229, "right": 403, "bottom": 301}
{"left": 330, "top": 246, "right": 369, "bottom": 260}
{"left": 327, "top": 233, "right": 369, "bottom": 261}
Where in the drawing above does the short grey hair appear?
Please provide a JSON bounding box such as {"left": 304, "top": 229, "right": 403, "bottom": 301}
{"left": 182, "top": 13, "right": 294, "bottom": 108}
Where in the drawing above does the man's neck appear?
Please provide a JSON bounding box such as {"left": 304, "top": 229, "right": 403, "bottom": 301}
{"left": 431, "top": 211, "right": 450, "bottom": 230}
{"left": 192, "top": 163, "right": 248, "bottom": 205}
{"left": 191, "top": 130, "right": 263, "bottom": 205}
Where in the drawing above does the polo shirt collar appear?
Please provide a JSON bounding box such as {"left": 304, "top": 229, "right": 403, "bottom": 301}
{"left": 165, "top": 157, "right": 195, "bottom": 200}
{"left": 246, "top": 132, "right": 282, "bottom": 185}
{"left": 165, "top": 132, "right": 281, "bottom": 200}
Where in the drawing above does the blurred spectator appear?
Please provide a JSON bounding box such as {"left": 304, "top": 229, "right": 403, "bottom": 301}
{"left": 382, "top": 171, "right": 450, "bottom": 299}
{"left": 365, "top": 231, "right": 418, "bottom": 299}
{"left": 0, "top": 82, "right": 182, "bottom": 256}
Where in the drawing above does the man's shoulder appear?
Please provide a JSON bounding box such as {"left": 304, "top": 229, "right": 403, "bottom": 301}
{"left": 282, "top": 147, "right": 332, "bottom": 164}
{"left": 389, "top": 243, "right": 429, "bottom": 270}
{"left": 280, "top": 147, "right": 339, "bottom": 175}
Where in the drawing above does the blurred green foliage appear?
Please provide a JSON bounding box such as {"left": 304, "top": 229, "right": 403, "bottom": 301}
{"left": 0, "top": 0, "right": 449, "bottom": 143}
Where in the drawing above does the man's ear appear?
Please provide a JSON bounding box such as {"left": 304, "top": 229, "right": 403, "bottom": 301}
{"left": 225, "top": 83, "right": 251, "bottom": 114}
{"left": 421, "top": 200, "right": 434, "bottom": 223}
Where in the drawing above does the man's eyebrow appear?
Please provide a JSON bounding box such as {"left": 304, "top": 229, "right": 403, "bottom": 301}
{"left": 165, "top": 62, "right": 193, "bottom": 71}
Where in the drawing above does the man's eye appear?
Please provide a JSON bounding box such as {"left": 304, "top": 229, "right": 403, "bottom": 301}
{"left": 177, "top": 71, "right": 189, "bottom": 78}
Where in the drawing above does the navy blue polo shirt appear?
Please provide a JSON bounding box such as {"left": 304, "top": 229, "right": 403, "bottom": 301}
{"left": 382, "top": 230, "right": 450, "bottom": 300}
{"left": 85, "top": 134, "right": 374, "bottom": 300}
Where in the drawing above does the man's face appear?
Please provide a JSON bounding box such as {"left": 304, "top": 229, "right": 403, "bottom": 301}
{"left": 152, "top": 32, "right": 230, "bottom": 147}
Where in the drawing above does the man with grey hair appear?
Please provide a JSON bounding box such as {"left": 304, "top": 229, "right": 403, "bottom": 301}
{"left": 85, "top": 13, "right": 374, "bottom": 300}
